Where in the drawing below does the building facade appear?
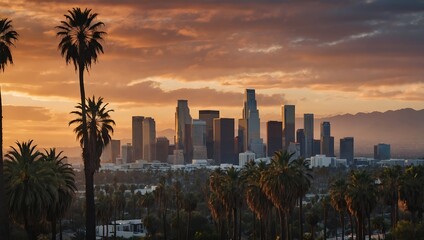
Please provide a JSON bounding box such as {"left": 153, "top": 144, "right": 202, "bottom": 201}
{"left": 213, "top": 118, "right": 235, "bottom": 165}
{"left": 340, "top": 137, "right": 354, "bottom": 165}
{"left": 304, "top": 114, "right": 314, "bottom": 158}
{"left": 132, "top": 116, "right": 144, "bottom": 162}
{"left": 282, "top": 105, "right": 295, "bottom": 150}
{"left": 142, "top": 117, "right": 156, "bottom": 161}
{"left": 199, "top": 110, "right": 219, "bottom": 159}
{"left": 266, "top": 121, "right": 283, "bottom": 157}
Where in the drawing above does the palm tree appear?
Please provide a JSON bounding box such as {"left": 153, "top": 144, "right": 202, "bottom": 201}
{"left": 345, "top": 170, "right": 377, "bottom": 240}
{"left": 155, "top": 177, "right": 168, "bottom": 239}
{"left": 330, "top": 178, "right": 348, "bottom": 240}
{"left": 242, "top": 160, "right": 272, "bottom": 240}
{"left": 173, "top": 180, "right": 183, "bottom": 240}
{"left": 380, "top": 166, "right": 402, "bottom": 230}
{"left": 183, "top": 192, "right": 197, "bottom": 240}
{"left": 42, "top": 148, "right": 76, "bottom": 240}
{"left": 260, "top": 151, "right": 298, "bottom": 240}
{"left": 291, "top": 157, "right": 313, "bottom": 240}
{"left": 4, "top": 140, "right": 57, "bottom": 240}
{"left": 56, "top": 8, "right": 105, "bottom": 239}
{"left": 399, "top": 166, "right": 424, "bottom": 225}
{"left": 69, "top": 96, "right": 114, "bottom": 238}
{"left": 0, "top": 17, "right": 18, "bottom": 239}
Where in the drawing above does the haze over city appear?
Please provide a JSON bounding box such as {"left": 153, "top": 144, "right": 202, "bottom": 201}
{"left": 1, "top": 0, "right": 423, "bottom": 153}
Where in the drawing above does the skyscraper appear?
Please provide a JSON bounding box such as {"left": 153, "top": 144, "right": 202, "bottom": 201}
{"left": 282, "top": 105, "right": 295, "bottom": 150}
{"left": 213, "top": 118, "right": 235, "bottom": 165}
{"left": 199, "top": 110, "right": 219, "bottom": 159}
{"left": 143, "top": 117, "right": 156, "bottom": 161}
{"left": 241, "top": 89, "right": 264, "bottom": 158}
{"left": 122, "top": 143, "right": 133, "bottom": 164}
{"left": 156, "top": 137, "right": 169, "bottom": 163}
{"left": 192, "top": 119, "right": 207, "bottom": 159}
{"left": 320, "top": 121, "right": 334, "bottom": 157}
{"left": 111, "top": 139, "right": 121, "bottom": 163}
{"left": 267, "top": 121, "right": 283, "bottom": 157}
{"left": 132, "top": 116, "right": 144, "bottom": 161}
{"left": 304, "top": 113, "right": 314, "bottom": 158}
{"left": 175, "top": 100, "right": 192, "bottom": 162}
{"left": 374, "top": 143, "right": 391, "bottom": 160}
{"left": 340, "top": 137, "right": 354, "bottom": 164}
{"left": 296, "top": 129, "right": 305, "bottom": 158}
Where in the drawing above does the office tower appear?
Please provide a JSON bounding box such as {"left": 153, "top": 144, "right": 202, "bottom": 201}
{"left": 374, "top": 143, "right": 391, "bottom": 160}
{"left": 313, "top": 139, "right": 321, "bottom": 156}
{"left": 192, "top": 119, "right": 207, "bottom": 159}
{"left": 296, "top": 129, "right": 305, "bottom": 158}
{"left": 156, "top": 137, "right": 169, "bottom": 163}
{"left": 320, "top": 121, "right": 335, "bottom": 157}
{"left": 213, "top": 118, "right": 235, "bottom": 165}
{"left": 199, "top": 110, "right": 219, "bottom": 159}
{"left": 111, "top": 139, "right": 121, "bottom": 163}
{"left": 175, "top": 100, "right": 192, "bottom": 163}
{"left": 282, "top": 105, "right": 295, "bottom": 150}
{"left": 267, "top": 121, "right": 283, "bottom": 157}
{"left": 238, "top": 118, "right": 248, "bottom": 153}
{"left": 304, "top": 113, "right": 314, "bottom": 158}
{"left": 142, "top": 117, "right": 156, "bottom": 161}
{"left": 122, "top": 143, "right": 133, "bottom": 164}
{"left": 340, "top": 137, "right": 354, "bottom": 164}
{"left": 132, "top": 116, "right": 144, "bottom": 161}
{"left": 241, "top": 89, "right": 264, "bottom": 158}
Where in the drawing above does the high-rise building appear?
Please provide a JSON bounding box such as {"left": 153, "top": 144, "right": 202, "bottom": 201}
{"left": 266, "top": 121, "right": 282, "bottom": 157}
{"left": 296, "top": 129, "right": 305, "bottom": 158}
{"left": 282, "top": 105, "right": 295, "bottom": 150}
{"left": 213, "top": 118, "right": 235, "bottom": 165}
{"left": 111, "top": 139, "right": 121, "bottom": 163}
{"left": 241, "top": 89, "right": 264, "bottom": 158}
{"left": 132, "top": 116, "right": 144, "bottom": 162}
{"left": 122, "top": 143, "right": 133, "bottom": 164}
{"left": 175, "top": 100, "right": 192, "bottom": 163}
{"left": 199, "top": 110, "right": 219, "bottom": 159}
{"left": 238, "top": 119, "right": 248, "bottom": 153}
{"left": 313, "top": 139, "right": 321, "bottom": 156}
{"left": 156, "top": 137, "right": 169, "bottom": 163}
{"left": 192, "top": 119, "right": 207, "bottom": 159}
{"left": 142, "top": 117, "right": 156, "bottom": 161}
{"left": 320, "top": 121, "right": 335, "bottom": 157}
{"left": 304, "top": 113, "right": 314, "bottom": 158}
{"left": 340, "top": 137, "right": 354, "bottom": 164}
{"left": 374, "top": 143, "right": 391, "bottom": 160}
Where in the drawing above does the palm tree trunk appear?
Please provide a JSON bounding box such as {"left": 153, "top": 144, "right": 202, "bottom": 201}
{"left": 278, "top": 208, "right": 286, "bottom": 240}
{"left": 349, "top": 214, "right": 354, "bottom": 240}
{"left": 232, "top": 207, "right": 237, "bottom": 240}
{"left": 252, "top": 212, "right": 256, "bottom": 240}
{"left": 59, "top": 219, "right": 63, "bottom": 240}
{"left": 299, "top": 196, "right": 303, "bottom": 240}
{"left": 78, "top": 61, "right": 95, "bottom": 240}
{"left": 341, "top": 213, "right": 345, "bottom": 240}
{"left": 51, "top": 219, "right": 57, "bottom": 240}
{"left": 0, "top": 90, "right": 10, "bottom": 240}
{"left": 368, "top": 214, "right": 371, "bottom": 240}
{"left": 186, "top": 211, "right": 191, "bottom": 240}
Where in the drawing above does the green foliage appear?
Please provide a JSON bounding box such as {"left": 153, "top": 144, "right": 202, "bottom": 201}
{"left": 392, "top": 220, "right": 424, "bottom": 240}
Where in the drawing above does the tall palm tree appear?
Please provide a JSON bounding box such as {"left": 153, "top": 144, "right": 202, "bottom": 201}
{"left": 399, "top": 166, "right": 424, "bottom": 225}
{"left": 183, "top": 192, "right": 197, "bottom": 240}
{"left": 56, "top": 8, "right": 105, "bottom": 239}
{"left": 291, "top": 157, "right": 313, "bottom": 240}
{"left": 4, "top": 140, "right": 57, "bottom": 240}
{"left": 42, "top": 148, "right": 76, "bottom": 240}
{"left": 330, "top": 178, "right": 348, "bottom": 240}
{"left": 173, "top": 180, "right": 183, "bottom": 240}
{"left": 155, "top": 177, "right": 168, "bottom": 239}
{"left": 260, "top": 150, "right": 298, "bottom": 240}
{"left": 241, "top": 160, "right": 272, "bottom": 240}
{"left": 380, "top": 166, "right": 402, "bottom": 230}
{"left": 345, "top": 170, "right": 377, "bottom": 240}
{"left": 0, "top": 17, "right": 18, "bottom": 239}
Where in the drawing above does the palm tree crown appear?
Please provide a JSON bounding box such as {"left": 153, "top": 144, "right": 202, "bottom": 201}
{"left": 0, "top": 18, "right": 18, "bottom": 71}
{"left": 69, "top": 96, "right": 115, "bottom": 171}
{"left": 56, "top": 7, "right": 105, "bottom": 71}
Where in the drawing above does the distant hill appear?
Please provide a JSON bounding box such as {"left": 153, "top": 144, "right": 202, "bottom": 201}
{"left": 294, "top": 108, "right": 424, "bottom": 158}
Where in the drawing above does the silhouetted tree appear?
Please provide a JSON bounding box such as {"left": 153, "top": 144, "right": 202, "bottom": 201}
{"left": 56, "top": 8, "right": 105, "bottom": 239}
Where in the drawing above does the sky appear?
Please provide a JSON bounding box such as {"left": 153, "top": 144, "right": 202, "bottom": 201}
{"left": 1, "top": 0, "right": 424, "bottom": 150}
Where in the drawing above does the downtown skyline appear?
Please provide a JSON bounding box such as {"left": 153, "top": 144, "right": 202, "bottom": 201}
{"left": 1, "top": 0, "right": 424, "bottom": 149}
